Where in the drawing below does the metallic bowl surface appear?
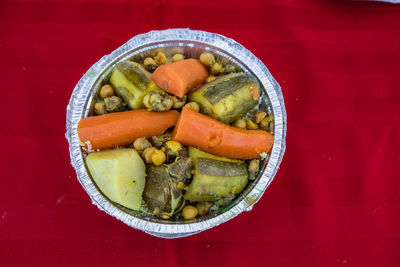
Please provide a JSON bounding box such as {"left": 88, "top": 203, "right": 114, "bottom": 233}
{"left": 66, "top": 28, "right": 287, "bottom": 238}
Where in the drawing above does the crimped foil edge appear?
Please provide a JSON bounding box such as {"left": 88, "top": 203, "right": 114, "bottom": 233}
{"left": 66, "top": 28, "right": 287, "bottom": 238}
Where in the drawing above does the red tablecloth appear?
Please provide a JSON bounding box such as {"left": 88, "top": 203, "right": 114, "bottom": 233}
{"left": 1, "top": 0, "right": 399, "bottom": 266}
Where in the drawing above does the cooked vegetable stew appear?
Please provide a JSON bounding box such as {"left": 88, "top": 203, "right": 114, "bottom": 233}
{"left": 78, "top": 49, "right": 274, "bottom": 221}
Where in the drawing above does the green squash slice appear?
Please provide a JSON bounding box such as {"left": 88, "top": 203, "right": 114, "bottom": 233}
{"left": 189, "top": 72, "right": 261, "bottom": 124}
{"left": 110, "top": 61, "right": 162, "bottom": 109}
{"left": 184, "top": 147, "right": 249, "bottom": 202}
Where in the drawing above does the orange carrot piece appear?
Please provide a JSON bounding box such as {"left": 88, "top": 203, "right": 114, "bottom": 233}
{"left": 78, "top": 109, "right": 180, "bottom": 151}
{"left": 151, "top": 59, "right": 208, "bottom": 98}
{"left": 172, "top": 107, "right": 274, "bottom": 159}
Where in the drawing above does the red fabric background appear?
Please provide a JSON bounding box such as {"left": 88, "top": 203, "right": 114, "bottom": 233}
{"left": 1, "top": 0, "right": 399, "bottom": 266}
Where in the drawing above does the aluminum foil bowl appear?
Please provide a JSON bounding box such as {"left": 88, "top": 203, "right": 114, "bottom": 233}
{"left": 66, "top": 28, "right": 287, "bottom": 238}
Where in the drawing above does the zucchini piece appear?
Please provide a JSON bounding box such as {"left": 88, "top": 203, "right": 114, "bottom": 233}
{"left": 189, "top": 73, "right": 261, "bottom": 124}
{"left": 110, "top": 61, "right": 162, "bottom": 109}
{"left": 184, "top": 147, "right": 249, "bottom": 202}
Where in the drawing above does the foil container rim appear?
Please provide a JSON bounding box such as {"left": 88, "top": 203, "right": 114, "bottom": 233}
{"left": 66, "top": 28, "right": 287, "bottom": 238}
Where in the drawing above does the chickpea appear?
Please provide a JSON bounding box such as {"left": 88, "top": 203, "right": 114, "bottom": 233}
{"left": 144, "top": 57, "right": 158, "bottom": 72}
{"left": 143, "top": 147, "right": 157, "bottom": 163}
{"left": 184, "top": 102, "right": 200, "bottom": 112}
{"left": 151, "top": 149, "right": 166, "bottom": 165}
{"left": 232, "top": 119, "right": 246, "bottom": 129}
{"left": 171, "top": 54, "right": 184, "bottom": 62}
{"left": 151, "top": 133, "right": 172, "bottom": 148}
{"left": 104, "top": 96, "right": 123, "bottom": 112}
{"left": 172, "top": 95, "right": 187, "bottom": 109}
{"left": 248, "top": 159, "right": 260, "bottom": 180}
{"left": 143, "top": 91, "right": 173, "bottom": 111}
{"left": 182, "top": 205, "right": 198, "bottom": 220}
{"left": 260, "top": 115, "right": 274, "bottom": 131}
{"left": 196, "top": 202, "right": 209, "bottom": 216}
{"left": 159, "top": 95, "right": 173, "bottom": 111}
{"left": 224, "top": 64, "right": 236, "bottom": 74}
{"left": 254, "top": 110, "right": 267, "bottom": 124}
{"left": 199, "top": 52, "right": 215, "bottom": 67}
{"left": 210, "top": 62, "right": 224, "bottom": 76}
{"left": 259, "top": 117, "right": 268, "bottom": 130}
{"left": 205, "top": 75, "right": 216, "bottom": 83}
{"left": 160, "top": 214, "right": 171, "bottom": 220}
{"left": 154, "top": 51, "right": 167, "bottom": 65}
{"left": 246, "top": 120, "right": 259, "bottom": 130}
{"left": 94, "top": 102, "right": 106, "bottom": 115}
{"left": 165, "top": 140, "right": 182, "bottom": 153}
{"left": 133, "top": 137, "right": 152, "bottom": 151}
{"left": 100, "top": 84, "right": 115, "bottom": 99}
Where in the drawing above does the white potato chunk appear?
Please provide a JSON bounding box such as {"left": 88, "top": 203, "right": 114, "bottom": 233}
{"left": 85, "top": 148, "right": 146, "bottom": 210}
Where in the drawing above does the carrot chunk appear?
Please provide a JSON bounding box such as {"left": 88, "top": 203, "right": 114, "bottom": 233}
{"left": 151, "top": 59, "right": 208, "bottom": 97}
{"left": 172, "top": 107, "right": 274, "bottom": 159}
{"left": 78, "top": 109, "right": 180, "bottom": 151}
